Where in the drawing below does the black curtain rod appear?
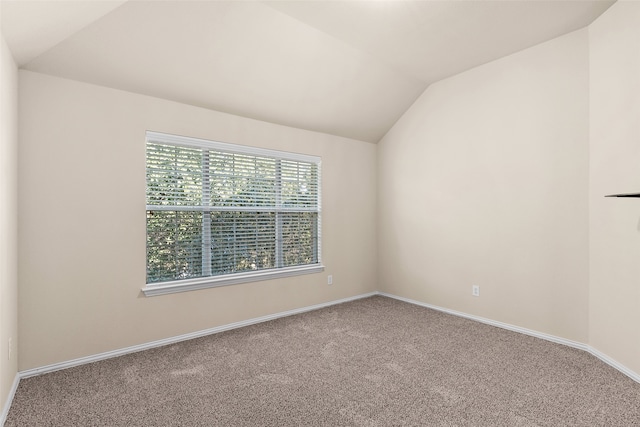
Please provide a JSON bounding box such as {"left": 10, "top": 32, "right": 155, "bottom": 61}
{"left": 605, "top": 193, "right": 640, "bottom": 198}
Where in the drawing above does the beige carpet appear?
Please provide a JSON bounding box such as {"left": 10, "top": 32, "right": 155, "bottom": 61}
{"left": 6, "top": 296, "right": 640, "bottom": 426}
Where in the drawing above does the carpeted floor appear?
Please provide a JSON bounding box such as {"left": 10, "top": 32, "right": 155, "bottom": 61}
{"left": 6, "top": 296, "right": 640, "bottom": 426}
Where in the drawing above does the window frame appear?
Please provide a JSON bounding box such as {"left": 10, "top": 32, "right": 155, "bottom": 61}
{"left": 142, "top": 131, "right": 323, "bottom": 297}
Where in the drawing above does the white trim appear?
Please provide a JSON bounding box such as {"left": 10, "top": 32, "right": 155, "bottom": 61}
{"left": 146, "top": 131, "right": 321, "bottom": 164}
{"left": 1, "top": 374, "right": 20, "bottom": 427}
{"left": 19, "top": 292, "right": 377, "bottom": 378}
{"left": 316, "top": 163, "right": 322, "bottom": 265}
{"left": 142, "top": 264, "right": 325, "bottom": 297}
{"left": 379, "top": 292, "right": 640, "bottom": 384}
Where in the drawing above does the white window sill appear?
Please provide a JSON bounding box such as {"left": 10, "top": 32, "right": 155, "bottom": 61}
{"left": 141, "top": 264, "right": 325, "bottom": 297}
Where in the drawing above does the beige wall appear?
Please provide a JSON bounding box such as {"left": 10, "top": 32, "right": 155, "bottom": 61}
{"left": 0, "top": 34, "right": 19, "bottom": 405}
{"left": 18, "top": 71, "right": 377, "bottom": 370}
{"left": 378, "top": 29, "right": 590, "bottom": 342}
{"left": 589, "top": 1, "right": 640, "bottom": 375}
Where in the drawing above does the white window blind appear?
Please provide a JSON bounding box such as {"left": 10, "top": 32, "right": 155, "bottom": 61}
{"left": 144, "top": 131, "right": 322, "bottom": 296}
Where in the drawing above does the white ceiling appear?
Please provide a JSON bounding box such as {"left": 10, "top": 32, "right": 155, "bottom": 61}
{"left": 1, "top": 0, "right": 614, "bottom": 143}
{"left": 0, "top": 0, "right": 127, "bottom": 65}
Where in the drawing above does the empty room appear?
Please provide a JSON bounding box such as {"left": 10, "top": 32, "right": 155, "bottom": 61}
{"left": 1, "top": 0, "right": 639, "bottom": 425}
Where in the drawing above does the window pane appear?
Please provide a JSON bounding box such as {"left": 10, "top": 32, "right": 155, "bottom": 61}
{"left": 281, "top": 212, "right": 318, "bottom": 267}
{"left": 209, "top": 152, "right": 277, "bottom": 207}
{"left": 147, "top": 143, "right": 203, "bottom": 206}
{"left": 210, "top": 211, "right": 276, "bottom": 274}
{"left": 146, "top": 210, "right": 203, "bottom": 282}
{"left": 281, "top": 161, "right": 318, "bottom": 208}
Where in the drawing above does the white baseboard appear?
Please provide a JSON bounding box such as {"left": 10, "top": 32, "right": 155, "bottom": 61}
{"left": 1, "top": 374, "right": 20, "bottom": 427}
{"left": 19, "top": 292, "right": 378, "bottom": 379}
{"left": 379, "top": 292, "right": 640, "bottom": 384}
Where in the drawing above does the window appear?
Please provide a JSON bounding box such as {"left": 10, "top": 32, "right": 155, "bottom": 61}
{"left": 142, "top": 131, "right": 323, "bottom": 296}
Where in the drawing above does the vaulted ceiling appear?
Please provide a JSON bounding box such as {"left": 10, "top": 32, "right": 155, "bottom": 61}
{"left": 1, "top": 0, "right": 614, "bottom": 143}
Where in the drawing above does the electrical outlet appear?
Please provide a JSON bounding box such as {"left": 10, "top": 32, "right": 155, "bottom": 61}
{"left": 472, "top": 285, "right": 480, "bottom": 297}
{"left": 8, "top": 337, "right": 12, "bottom": 360}
{"left": 327, "top": 275, "right": 333, "bottom": 285}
